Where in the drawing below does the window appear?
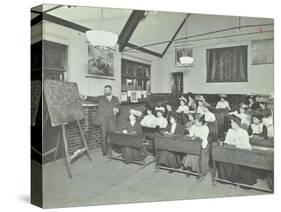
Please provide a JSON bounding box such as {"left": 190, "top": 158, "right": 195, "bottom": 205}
{"left": 206, "top": 45, "right": 248, "bottom": 82}
{"left": 121, "top": 59, "right": 151, "bottom": 92}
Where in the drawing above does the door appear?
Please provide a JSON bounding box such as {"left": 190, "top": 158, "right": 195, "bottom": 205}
{"left": 171, "top": 72, "right": 183, "bottom": 95}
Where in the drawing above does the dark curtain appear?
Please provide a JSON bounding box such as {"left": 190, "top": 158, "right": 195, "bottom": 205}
{"left": 206, "top": 46, "right": 248, "bottom": 82}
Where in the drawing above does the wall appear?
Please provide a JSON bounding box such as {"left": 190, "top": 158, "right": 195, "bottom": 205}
{"left": 158, "top": 25, "right": 274, "bottom": 95}
{"left": 31, "top": 21, "right": 161, "bottom": 99}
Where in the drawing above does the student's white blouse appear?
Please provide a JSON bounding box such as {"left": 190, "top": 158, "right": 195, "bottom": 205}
{"left": 140, "top": 114, "right": 157, "bottom": 128}
{"left": 154, "top": 116, "right": 168, "bottom": 129}
{"left": 189, "top": 125, "right": 209, "bottom": 149}
{"left": 176, "top": 105, "right": 189, "bottom": 114}
{"left": 224, "top": 128, "right": 252, "bottom": 150}
{"left": 216, "top": 101, "right": 231, "bottom": 110}
{"left": 204, "top": 111, "right": 216, "bottom": 122}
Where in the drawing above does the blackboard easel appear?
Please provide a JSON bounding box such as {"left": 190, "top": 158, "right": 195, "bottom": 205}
{"left": 43, "top": 80, "right": 92, "bottom": 178}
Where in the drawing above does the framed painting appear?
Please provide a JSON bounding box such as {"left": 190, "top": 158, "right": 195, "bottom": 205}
{"left": 88, "top": 45, "right": 114, "bottom": 78}
{"left": 175, "top": 46, "right": 193, "bottom": 67}
{"left": 252, "top": 39, "right": 274, "bottom": 65}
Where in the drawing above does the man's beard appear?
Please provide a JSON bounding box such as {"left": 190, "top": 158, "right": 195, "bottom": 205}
{"left": 105, "top": 93, "right": 111, "bottom": 96}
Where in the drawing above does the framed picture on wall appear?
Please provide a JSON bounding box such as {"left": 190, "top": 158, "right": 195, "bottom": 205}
{"left": 175, "top": 46, "right": 193, "bottom": 67}
{"left": 88, "top": 45, "right": 115, "bottom": 79}
{"left": 252, "top": 39, "right": 274, "bottom": 65}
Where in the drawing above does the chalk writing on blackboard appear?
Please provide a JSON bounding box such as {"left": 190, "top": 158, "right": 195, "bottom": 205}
{"left": 43, "top": 80, "right": 84, "bottom": 127}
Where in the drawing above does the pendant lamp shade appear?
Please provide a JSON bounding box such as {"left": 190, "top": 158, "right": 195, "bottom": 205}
{"left": 86, "top": 30, "right": 118, "bottom": 48}
{"left": 179, "top": 56, "right": 194, "bottom": 64}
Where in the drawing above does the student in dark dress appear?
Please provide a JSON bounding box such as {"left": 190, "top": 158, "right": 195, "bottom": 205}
{"left": 164, "top": 102, "right": 174, "bottom": 120}
{"left": 247, "top": 94, "right": 260, "bottom": 112}
{"left": 158, "top": 112, "right": 185, "bottom": 170}
{"left": 217, "top": 115, "right": 257, "bottom": 186}
{"left": 248, "top": 114, "right": 268, "bottom": 139}
{"left": 121, "top": 109, "right": 147, "bottom": 163}
{"left": 187, "top": 92, "right": 196, "bottom": 112}
{"left": 258, "top": 98, "right": 272, "bottom": 118}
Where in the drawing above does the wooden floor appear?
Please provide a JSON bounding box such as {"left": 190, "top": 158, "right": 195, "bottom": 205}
{"left": 39, "top": 148, "right": 269, "bottom": 208}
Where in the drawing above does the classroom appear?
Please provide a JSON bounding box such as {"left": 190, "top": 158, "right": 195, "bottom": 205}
{"left": 31, "top": 4, "right": 274, "bottom": 208}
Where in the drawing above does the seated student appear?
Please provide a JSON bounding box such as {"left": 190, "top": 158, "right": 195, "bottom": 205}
{"left": 195, "top": 95, "right": 207, "bottom": 114}
{"left": 176, "top": 96, "right": 189, "bottom": 114}
{"left": 258, "top": 98, "right": 272, "bottom": 118}
{"left": 154, "top": 106, "right": 168, "bottom": 130}
{"left": 187, "top": 92, "right": 197, "bottom": 112}
{"left": 229, "top": 103, "right": 251, "bottom": 129}
{"left": 216, "top": 94, "right": 231, "bottom": 111}
{"left": 183, "top": 114, "right": 210, "bottom": 176}
{"left": 141, "top": 105, "right": 157, "bottom": 128}
{"left": 202, "top": 106, "right": 216, "bottom": 122}
{"left": 247, "top": 94, "right": 260, "bottom": 112}
{"left": 248, "top": 114, "right": 268, "bottom": 139}
{"left": 185, "top": 113, "right": 196, "bottom": 134}
{"left": 158, "top": 112, "right": 185, "bottom": 170}
{"left": 165, "top": 102, "right": 173, "bottom": 119}
{"left": 217, "top": 114, "right": 257, "bottom": 185}
{"left": 257, "top": 98, "right": 273, "bottom": 137}
{"left": 122, "top": 109, "right": 147, "bottom": 163}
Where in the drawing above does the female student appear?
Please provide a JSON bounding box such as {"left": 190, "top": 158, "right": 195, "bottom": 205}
{"left": 195, "top": 95, "right": 207, "bottom": 114}
{"left": 247, "top": 94, "right": 260, "bottom": 111}
{"left": 140, "top": 105, "right": 157, "bottom": 128}
{"left": 176, "top": 96, "right": 190, "bottom": 114}
{"left": 154, "top": 106, "right": 168, "bottom": 130}
{"left": 183, "top": 114, "right": 210, "bottom": 176}
{"left": 229, "top": 103, "right": 251, "bottom": 130}
{"left": 122, "top": 109, "right": 147, "bottom": 163}
{"left": 202, "top": 106, "right": 216, "bottom": 122}
{"left": 248, "top": 114, "right": 268, "bottom": 139}
{"left": 158, "top": 112, "right": 185, "bottom": 170}
{"left": 258, "top": 98, "right": 273, "bottom": 137}
{"left": 216, "top": 94, "right": 231, "bottom": 110}
{"left": 258, "top": 98, "right": 272, "bottom": 118}
{"left": 217, "top": 114, "right": 257, "bottom": 185}
{"left": 185, "top": 113, "right": 196, "bottom": 134}
{"left": 187, "top": 92, "right": 197, "bottom": 112}
{"left": 165, "top": 102, "right": 173, "bottom": 119}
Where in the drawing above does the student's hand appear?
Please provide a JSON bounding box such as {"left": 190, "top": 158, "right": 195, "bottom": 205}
{"left": 123, "top": 130, "right": 128, "bottom": 134}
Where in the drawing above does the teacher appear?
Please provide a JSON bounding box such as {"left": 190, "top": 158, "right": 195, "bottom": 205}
{"left": 94, "top": 85, "right": 120, "bottom": 156}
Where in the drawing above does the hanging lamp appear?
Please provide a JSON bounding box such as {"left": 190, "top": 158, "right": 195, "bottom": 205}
{"left": 86, "top": 8, "right": 118, "bottom": 48}
{"left": 179, "top": 14, "right": 194, "bottom": 65}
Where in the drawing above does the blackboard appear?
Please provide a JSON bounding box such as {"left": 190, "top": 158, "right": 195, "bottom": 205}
{"left": 31, "top": 80, "right": 42, "bottom": 126}
{"left": 43, "top": 80, "right": 84, "bottom": 127}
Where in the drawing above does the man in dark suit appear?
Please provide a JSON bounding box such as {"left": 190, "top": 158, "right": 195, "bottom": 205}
{"left": 94, "top": 85, "right": 120, "bottom": 156}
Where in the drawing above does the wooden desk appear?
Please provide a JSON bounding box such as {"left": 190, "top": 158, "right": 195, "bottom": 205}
{"left": 107, "top": 131, "right": 154, "bottom": 168}
{"left": 154, "top": 134, "right": 206, "bottom": 179}
{"left": 250, "top": 137, "right": 274, "bottom": 148}
{"left": 142, "top": 127, "right": 159, "bottom": 155}
{"left": 211, "top": 143, "right": 273, "bottom": 192}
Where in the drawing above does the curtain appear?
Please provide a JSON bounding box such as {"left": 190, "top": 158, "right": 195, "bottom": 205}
{"left": 206, "top": 45, "right": 248, "bottom": 82}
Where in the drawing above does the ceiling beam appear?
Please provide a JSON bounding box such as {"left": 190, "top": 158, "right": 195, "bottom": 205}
{"left": 126, "top": 43, "right": 162, "bottom": 58}
{"left": 161, "top": 14, "right": 190, "bottom": 57}
{"left": 118, "top": 10, "right": 146, "bottom": 52}
{"left": 31, "top": 13, "right": 42, "bottom": 26}
{"left": 44, "top": 5, "right": 64, "bottom": 13}
{"left": 43, "top": 13, "right": 90, "bottom": 32}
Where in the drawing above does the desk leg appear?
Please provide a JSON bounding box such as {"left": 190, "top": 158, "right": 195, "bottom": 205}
{"left": 62, "top": 124, "right": 72, "bottom": 179}
{"left": 211, "top": 155, "right": 217, "bottom": 184}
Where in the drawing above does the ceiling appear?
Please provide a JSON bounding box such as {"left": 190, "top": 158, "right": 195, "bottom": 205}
{"left": 31, "top": 4, "right": 274, "bottom": 57}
